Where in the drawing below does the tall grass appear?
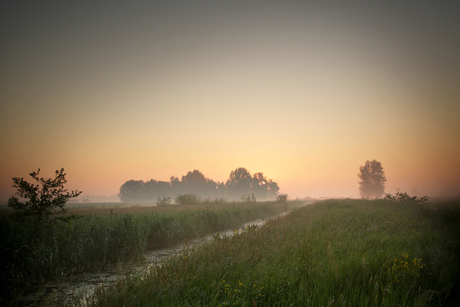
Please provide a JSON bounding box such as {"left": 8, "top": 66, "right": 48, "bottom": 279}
{"left": 88, "top": 199, "right": 460, "bottom": 306}
{"left": 0, "top": 201, "right": 293, "bottom": 301}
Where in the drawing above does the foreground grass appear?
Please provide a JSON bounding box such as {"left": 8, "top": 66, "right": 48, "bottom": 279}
{"left": 0, "top": 201, "right": 297, "bottom": 302}
{"left": 86, "top": 199, "right": 460, "bottom": 307}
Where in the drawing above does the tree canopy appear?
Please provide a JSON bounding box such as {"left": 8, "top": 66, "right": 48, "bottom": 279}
{"left": 226, "top": 167, "right": 253, "bottom": 200}
{"left": 118, "top": 168, "right": 280, "bottom": 202}
{"left": 358, "top": 160, "right": 386, "bottom": 199}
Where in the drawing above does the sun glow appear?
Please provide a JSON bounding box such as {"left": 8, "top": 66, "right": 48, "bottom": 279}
{"left": 1, "top": 2, "right": 459, "bottom": 201}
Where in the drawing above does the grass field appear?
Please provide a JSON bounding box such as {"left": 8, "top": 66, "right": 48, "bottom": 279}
{"left": 63, "top": 202, "right": 293, "bottom": 216}
{"left": 0, "top": 201, "right": 300, "bottom": 303}
{"left": 82, "top": 199, "right": 460, "bottom": 307}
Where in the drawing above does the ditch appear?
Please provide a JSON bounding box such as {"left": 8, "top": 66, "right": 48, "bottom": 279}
{"left": 11, "top": 212, "right": 289, "bottom": 306}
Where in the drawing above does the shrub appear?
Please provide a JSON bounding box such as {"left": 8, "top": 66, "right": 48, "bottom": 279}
{"left": 156, "top": 196, "right": 171, "bottom": 207}
{"left": 385, "top": 188, "right": 428, "bottom": 205}
{"left": 240, "top": 193, "right": 256, "bottom": 203}
{"left": 7, "top": 168, "right": 81, "bottom": 224}
{"left": 202, "top": 197, "right": 227, "bottom": 204}
{"left": 175, "top": 193, "right": 200, "bottom": 205}
{"left": 277, "top": 194, "right": 288, "bottom": 202}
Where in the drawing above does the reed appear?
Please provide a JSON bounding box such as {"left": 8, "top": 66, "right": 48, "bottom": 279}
{"left": 0, "top": 201, "right": 295, "bottom": 301}
{"left": 87, "top": 199, "right": 460, "bottom": 306}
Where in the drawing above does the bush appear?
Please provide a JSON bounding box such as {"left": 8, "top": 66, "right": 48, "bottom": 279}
{"left": 240, "top": 193, "right": 256, "bottom": 203}
{"left": 277, "top": 194, "right": 288, "bottom": 202}
{"left": 175, "top": 193, "right": 200, "bottom": 205}
{"left": 156, "top": 196, "right": 171, "bottom": 207}
{"left": 385, "top": 188, "right": 428, "bottom": 205}
{"left": 202, "top": 197, "right": 227, "bottom": 204}
{"left": 7, "top": 168, "right": 81, "bottom": 224}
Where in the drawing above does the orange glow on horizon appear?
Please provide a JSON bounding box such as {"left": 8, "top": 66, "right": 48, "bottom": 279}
{"left": 1, "top": 2, "right": 459, "bottom": 202}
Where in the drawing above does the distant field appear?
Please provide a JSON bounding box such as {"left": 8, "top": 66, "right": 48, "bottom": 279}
{"left": 87, "top": 199, "right": 460, "bottom": 307}
{"left": 63, "top": 201, "right": 301, "bottom": 216}
{"left": 0, "top": 200, "right": 312, "bottom": 217}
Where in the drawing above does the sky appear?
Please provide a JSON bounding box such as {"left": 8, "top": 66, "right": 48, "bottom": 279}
{"left": 1, "top": 1, "right": 459, "bottom": 202}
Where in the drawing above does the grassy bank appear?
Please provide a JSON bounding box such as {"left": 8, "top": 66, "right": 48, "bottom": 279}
{"left": 87, "top": 199, "right": 460, "bottom": 306}
{"left": 0, "top": 201, "right": 297, "bottom": 302}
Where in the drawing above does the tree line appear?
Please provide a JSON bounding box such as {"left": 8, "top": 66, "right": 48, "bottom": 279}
{"left": 118, "top": 167, "right": 280, "bottom": 203}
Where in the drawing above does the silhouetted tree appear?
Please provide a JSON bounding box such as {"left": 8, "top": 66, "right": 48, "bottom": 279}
{"left": 143, "top": 179, "right": 171, "bottom": 201}
{"left": 157, "top": 180, "right": 171, "bottom": 197}
{"left": 358, "top": 160, "right": 386, "bottom": 198}
{"left": 181, "top": 170, "right": 207, "bottom": 194}
{"left": 8, "top": 168, "right": 82, "bottom": 224}
{"left": 118, "top": 168, "right": 280, "bottom": 202}
{"left": 267, "top": 179, "right": 280, "bottom": 200}
{"left": 182, "top": 170, "right": 206, "bottom": 184}
{"left": 181, "top": 170, "right": 224, "bottom": 199}
{"left": 143, "top": 179, "right": 158, "bottom": 200}
{"left": 226, "top": 167, "right": 253, "bottom": 200}
{"left": 118, "top": 180, "right": 144, "bottom": 202}
{"left": 199, "top": 178, "right": 224, "bottom": 199}
{"left": 252, "top": 172, "right": 269, "bottom": 200}
{"left": 215, "top": 181, "right": 226, "bottom": 199}
{"left": 169, "top": 176, "right": 182, "bottom": 199}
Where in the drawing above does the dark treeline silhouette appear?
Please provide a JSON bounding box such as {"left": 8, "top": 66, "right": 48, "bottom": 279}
{"left": 118, "top": 167, "right": 280, "bottom": 203}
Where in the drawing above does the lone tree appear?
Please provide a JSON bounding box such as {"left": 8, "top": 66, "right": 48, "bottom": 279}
{"left": 8, "top": 168, "right": 82, "bottom": 223}
{"left": 358, "top": 160, "right": 386, "bottom": 199}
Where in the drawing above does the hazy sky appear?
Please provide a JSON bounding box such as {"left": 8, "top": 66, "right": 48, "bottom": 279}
{"left": 1, "top": 1, "right": 459, "bottom": 201}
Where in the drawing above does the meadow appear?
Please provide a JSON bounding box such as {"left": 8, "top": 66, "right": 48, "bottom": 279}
{"left": 82, "top": 199, "right": 460, "bottom": 307}
{"left": 0, "top": 200, "right": 299, "bottom": 303}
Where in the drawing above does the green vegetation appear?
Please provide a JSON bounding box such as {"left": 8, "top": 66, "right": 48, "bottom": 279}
{"left": 385, "top": 188, "right": 429, "bottom": 205}
{"left": 175, "top": 193, "right": 200, "bottom": 205}
{"left": 240, "top": 193, "right": 257, "bottom": 203}
{"left": 87, "top": 199, "right": 459, "bottom": 306}
{"left": 0, "top": 201, "right": 292, "bottom": 302}
{"left": 156, "top": 196, "right": 171, "bottom": 207}
{"left": 7, "top": 168, "right": 82, "bottom": 224}
{"left": 277, "top": 193, "right": 288, "bottom": 202}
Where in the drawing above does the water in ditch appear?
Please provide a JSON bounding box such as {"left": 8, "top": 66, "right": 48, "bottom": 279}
{"left": 11, "top": 213, "right": 288, "bottom": 306}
